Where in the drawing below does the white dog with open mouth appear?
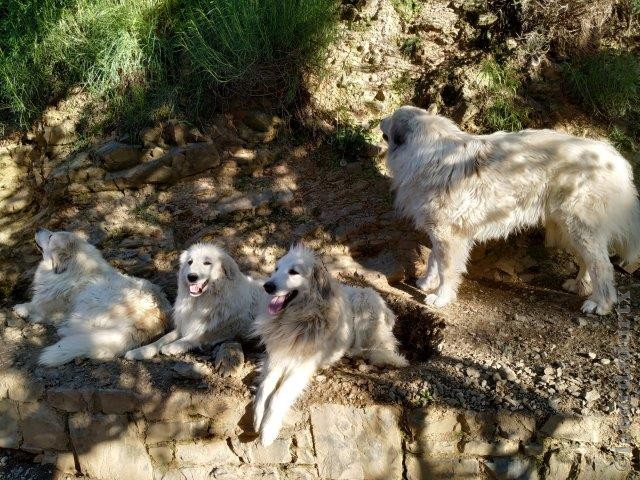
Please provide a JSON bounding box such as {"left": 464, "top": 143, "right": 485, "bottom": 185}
{"left": 125, "top": 243, "right": 267, "bottom": 375}
{"left": 14, "top": 229, "right": 171, "bottom": 366}
{"left": 381, "top": 105, "right": 640, "bottom": 315}
{"left": 253, "top": 244, "right": 407, "bottom": 446}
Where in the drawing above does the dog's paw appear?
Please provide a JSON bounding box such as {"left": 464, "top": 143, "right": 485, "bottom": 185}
{"left": 259, "top": 421, "right": 280, "bottom": 447}
{"left": 125, "top": 345, "right": 158, "bottom": 361}
{"left": 214, "top": 342, "right": 244, "bottom": 377}
{"left": 13, "top": 303, "right": 30, "bottom": 319}
{"left": 160, "top": 342, "right": 187, "bottom": 356}
{"left": 416, "top": 275, "right": 439, "bottom": 292}
{"left": 581, "top": 299, "right": 610, "bottom": 316}
{"left": 424, "top": 290, "right": 455, "bottom": 308}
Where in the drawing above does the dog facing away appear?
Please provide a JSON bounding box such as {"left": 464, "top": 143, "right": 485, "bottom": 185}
{"left": 13, "top": 229, "right": 170, "bottom": 366}
{"left": 253, "top": 245, "right": 407, "bottom": 446}
{"left": 125, "top": 243, "right": 267, "bottom": 375}
{"left": 381, "top": 105, "right": 640, "bottom": 315}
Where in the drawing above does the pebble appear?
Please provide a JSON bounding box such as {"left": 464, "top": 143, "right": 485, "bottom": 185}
{"left": 575, "top": 317, "right": 588, "bottom": 327}
{"left": 600, "top": 358, "right": 611, "bottom": 365}
{"left": 587, "top": 352, "right": 596, "bottom": 360}
{"left": 583, "top": 389, "right": 601, "bottom": 403}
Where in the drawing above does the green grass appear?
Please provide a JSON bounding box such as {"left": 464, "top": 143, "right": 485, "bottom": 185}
{"left": 563, "top": 50, "right": 640, "bottom": 119}
{"left": 329, "top": 122, "right": 373, "bottom": 165}
{"left": 477, "top": 58, "right": 530, "bottom": 131}
{"left": 0, "top": 0, "right": 338, "bottom": 132}
{"left": 609, "top": 126, "right": 638, "bottom": 152}
{"left": 392, "top": 0, "right": 421, "bottom": 22}
{"left": 400, "top": 35, "right": 421, "bottom": 57}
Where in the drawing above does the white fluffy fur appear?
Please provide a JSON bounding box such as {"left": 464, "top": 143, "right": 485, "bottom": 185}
{"left": 14, "top": 229, "right": 170, "bottom": 366}
{"left": 253, "top": 245, "right": 407, "bottom": 446}
{"left": 125, "top": 243, "right": 267, "bottom": 375}
{"left": 381, "top": 105, "right": 640, "bottom": 315}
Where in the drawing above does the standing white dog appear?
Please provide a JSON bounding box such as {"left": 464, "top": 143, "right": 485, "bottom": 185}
{"left": 381, "top": 105, "right": 640, "bottom": 314}
{"left": 253, "top": 244, "right": 407, "bottom": 446}
{"left": 125, "top": 243, "right": 267, "bottom": 375}
{"left": 14, "top": 229, "right": 170, "bottom": 366}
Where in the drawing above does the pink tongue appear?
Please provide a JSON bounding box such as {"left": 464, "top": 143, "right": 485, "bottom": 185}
{"left": 268, "top": 295, "right": 286, "bottom": 315}
{"left": 189, "top": 284, "right": 201, "bottom": 294}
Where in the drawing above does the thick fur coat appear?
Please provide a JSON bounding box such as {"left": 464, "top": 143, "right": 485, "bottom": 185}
{"left": 253, "top": 245, "right": 407, "bottom": 446}
{"left": 14, "top": 229, "right": 170, "bottom": 366}
{"left": 381, "top": 105, "right": 640, "bottom": 314}
{"left": 125, "top": 243, "right": 267, "bottom": 374}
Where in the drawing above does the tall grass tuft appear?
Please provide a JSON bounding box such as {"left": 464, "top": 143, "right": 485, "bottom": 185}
{"left": 563, "top": 50, "right": 640, "bottom": 119}
{"left": 0, "top": 0, "right": 338, "bottom": 131}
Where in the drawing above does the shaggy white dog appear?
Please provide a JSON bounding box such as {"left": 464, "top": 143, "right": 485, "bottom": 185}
{"left": 125, "top": 243, "right": 267, "bottom": 375}
{"left": 13, "top": 229, "right": 170, "bottom": 366}
{"left": 253, "top": 245, "right": 407, "bottom": 446}
{"left": 381, "top": 105, "right": 640, "bottom": 315}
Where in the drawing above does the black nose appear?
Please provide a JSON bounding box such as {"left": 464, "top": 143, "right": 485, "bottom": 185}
{"left": 263, "top": 281, "right": 276, "bottom": 294}
{"left": 382, "top": 133, "right": 388, "bottom": 141}
{"left": 187, "top": 273, "right": 198, "bottom": 283}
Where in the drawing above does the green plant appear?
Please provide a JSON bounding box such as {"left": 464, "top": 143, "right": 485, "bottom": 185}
{"left": 392, "top": 0, "right": 421, "bottom": 22}
{"left": 417, "top": 388, "right": 432, "bottom": 407}
{"left": 329, "top": 123, "right": 373, "bottom": 164}
{"left": 391, "top": 71, "right": 415, "bottom": 100}
{"left": 400, "top": 35, "right": 421, "bottom": 57}
{"left": 563, "top": 50, "right": 640, "bottom": 119}
{"left": 609, "top": 126, "right": 638, "bottom": 152}
{"left": 477, "top": 58, "right": 530, "bottom": 131}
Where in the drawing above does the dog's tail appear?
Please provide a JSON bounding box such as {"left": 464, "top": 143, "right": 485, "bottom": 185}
{"left": 39, "top": 329, "right": 134, "bottom": 367}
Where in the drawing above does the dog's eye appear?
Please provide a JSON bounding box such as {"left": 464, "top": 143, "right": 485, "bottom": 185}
{"left": 289, "top": 269, "right": 298, "bottom": 275}
{"left": 203, "top": 261, "right": 211, "bottom": 266}
{"left": 187, "top": 259, "right": 193, "bottom": 265}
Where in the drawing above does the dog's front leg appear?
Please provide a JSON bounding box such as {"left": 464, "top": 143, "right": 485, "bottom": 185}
{"left": 125, "top": 329, "right": 180, "bottom": 360}
{"left": 13, "top": 302, "right": 45, "bottom": 323}
{"left": 253, "top": 358, "right": 286, "bottom": 435}
{"left": 159, "top": 331, "right": 201, "bottom": 356}
{"left": 259, "top": 361, "right": 316, "bottom": 447}
{"left": 424, "top": 232, "right": 471, "bottom": 308}
{"left": 416, "top": 245, "right": 440, "bottom": 291}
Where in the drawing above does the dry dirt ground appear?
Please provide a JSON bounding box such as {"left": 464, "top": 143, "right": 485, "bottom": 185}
{"left": 1, "top": 132, "right": 638, "bottom": 426}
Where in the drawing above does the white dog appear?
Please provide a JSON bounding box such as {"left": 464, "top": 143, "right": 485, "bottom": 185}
{"left": 381, "top": 105, "right": 640, "bottom": 315}
{"left": 13, "top": 229, "right": 171, "bottom": 366}
{"left": 253, "top": 245, "right": 407, "bottom": 446}
{"left": 125, "top": 243, "right": 267, "bottom": 375}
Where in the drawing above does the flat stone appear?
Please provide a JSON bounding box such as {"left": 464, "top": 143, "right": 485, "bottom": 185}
{"left": 0, "top": 371, "right": 44, "bottom": 401}
{"left": 146, "top": 418, "right": 210, "bottom": 444}
{"left": 149, "top": 445, "right": 173, "bottom": 465}
{"left": 546, "top": 450, "right": 575, "bottom": 479}
{"left": 95, "top": 141, "right": 141, "bottom": 171}
{"left": 0, "top": 399, "right": 21, "bottom": 448}
{"left": 96, "top": 389, "right": 140, "bottom": 414}
{"left": 462, "top": 440, "right": 519, "bottom": 457}
{"left": 47, "top": 387, "right": 93, "bottom": 412}
{"left": 174, "top": 439, "right": 240, "bottom": 466}
{"left": 230, "top": 437, "right": 292, "bottom": 464}
{"left": 311, "top": 404, "right": 403, "bottom": 480}
{"left": 577, "top": 451, "right": 630, "bottom": 480}
{"left": 209, "top": 465, "right": 282, "bottom": 480}
{"left": 406, "top": 407, "right": 462, "bottom": 441}
{"left": 294, "top": 429, "right": 316, "bottom": 464}
{"left": 191, "top": 395, "right": 250, "bottom": 437}
{"left": 69, "top": 412, "right": 153, "bottom": 480}
{"left": 40, "top": 120, "right": 77, "bottom": 146}
{"left": 540, "top": 415, "right": 600, "bottom": 443}
{"left": 172, "top": 143, "right": 220, "bottom": 178}
{"left": 496, "top": 411, "right": 535, "bottom": 442}
{"left": 484, "top": 456, "right": 538, "bottom": 479}
{"left": 19, "top": 402, "right": 68, "bottom": 451}
{"left": 142, "top": 391, "right": 192, "bottom": 421}
{"left": 107, "top": 157, "right": 176, "bottom": 188}
{"left": 406, "top": 455, "right": 479, "bottom": 480}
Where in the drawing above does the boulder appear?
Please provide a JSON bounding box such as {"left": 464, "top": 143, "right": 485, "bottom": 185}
{"left": 0, "top": 399, "right": 21, "bottom": 448}
{"left": 18, "top": 402, "right": 68, "bottom": 451}
{"left": 173, "top": 143, "right": 220, "bottom": 177}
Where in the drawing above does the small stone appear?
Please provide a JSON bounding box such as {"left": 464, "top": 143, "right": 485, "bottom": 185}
{"left": 600, "top": 358, "right": 611, "bottom": 365}
{"left": 575, "top": 317, "right": 588, "bottom": 327}
{"left": 587, "top": 352, "right": 596, "bottom": 360}
{"left": 584, "top": 389, "right": 601, "bottom": 403}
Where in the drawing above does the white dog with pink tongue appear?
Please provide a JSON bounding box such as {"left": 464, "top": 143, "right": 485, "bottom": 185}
{"left": 253, "top": 244, "right": 407, "bottom": 446}
{"left": 126, "top": 243, "right": 267, "bottom": 375}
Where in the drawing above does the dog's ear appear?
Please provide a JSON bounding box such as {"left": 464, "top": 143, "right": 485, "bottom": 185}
{"left": 220, "top": 254, "right": 240, "bottom": 281}
{"left": 49, "top": 235, "right": 74, "bottom": 274}
{"left": 179, "top": 249, "right": 189, "bottom": 267}
{"left": 311, "top": 260, "right": 332, "bottom": 300}
{"left": 391, "top": 116, "right": 409, "bottom": 147}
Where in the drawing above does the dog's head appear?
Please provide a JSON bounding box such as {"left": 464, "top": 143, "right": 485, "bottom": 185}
{"left": 179, "top": 243, "right": 239, "bottom": 297}
{"left": 35, "top": 228, "right": 82, "bottom": 274}
{"left": 263, "top": 244, "right": 333, "bottom": 315}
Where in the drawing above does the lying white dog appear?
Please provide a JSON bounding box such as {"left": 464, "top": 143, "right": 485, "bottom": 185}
{"left": 125, "top": 243, "right": 267, "bottom": 375}
{"left": 253, "top": 245, "right": 407, "bottom": 446}
{"left": 13, "top": 229, "right": 170, "bottom": 366}
{"left": 381, "top": 106, "right": 640, "bottom": 315}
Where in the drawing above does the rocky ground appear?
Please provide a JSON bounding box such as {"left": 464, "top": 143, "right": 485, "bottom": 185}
{"left": 0, "top": 1, "right": 639, "bottom": 478}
